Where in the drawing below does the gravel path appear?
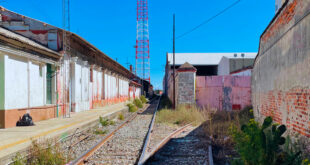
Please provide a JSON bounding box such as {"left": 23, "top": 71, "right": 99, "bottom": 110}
{"left": 145, "top": 125, "right": 209, "bottom": 165}
{"left": 85, "top": 99, "right": 159, "bottom": 165}
{"left": 61, "top": 110, "right": 133, "bottom": 161}
{"left": 146, "top": 123, "right": 179, "bottom": 155}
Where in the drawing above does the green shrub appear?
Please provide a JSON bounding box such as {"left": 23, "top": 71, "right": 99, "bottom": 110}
{"left": 30, "top": 140, "right": 67, "bottom": 165}
{"left": 127, "top": 103, "right": 138, "bottom": 112}
{"left": 12, "top": 153, "right": 25, "bottom": 165}
{"left": 109, "top": 120, "right": 115, "bottom": 126}
{"left": 140, "top": 95, "right": 147, "bottom": 104}
{"left": 238, "top": 106, "right": 254, "bottom": 126}
{"left": 230, "top": 116, "right": 301, "bottom": 165}
{"left": 12, "top": 140, "right": 67, "bottom": 165}
{"left": 94, "top": 129, "right": 107, "bottom": 135}
{"left": 133, "top": 99, "right": 143, "bottom": 108}
{"left": 118, "top": 113, "right": 124, "bottom": 120}
{"left": 99, "top": 117, "right": 110, "bottom": 126}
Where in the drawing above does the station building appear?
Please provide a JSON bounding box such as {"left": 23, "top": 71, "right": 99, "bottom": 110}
{"left": 0, "top": 7, "right": 143, "bottom": 128}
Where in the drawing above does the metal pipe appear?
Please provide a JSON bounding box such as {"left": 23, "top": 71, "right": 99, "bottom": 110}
{"left": 27, "top": 60, "right": 30, "bottom": 113}
{"left": 172, "top": 14, "right": 176, "bottom": 109}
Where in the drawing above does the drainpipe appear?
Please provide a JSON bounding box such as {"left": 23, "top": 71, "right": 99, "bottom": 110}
{"left": 56, "top": 66, "right": 59, "bottom": 117}
{"left": 27, "top": 60, "right": 31, "bottom": 113}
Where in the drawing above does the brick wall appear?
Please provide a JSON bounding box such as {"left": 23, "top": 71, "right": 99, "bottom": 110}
{"left": 252, "top": 0, "right": 310, "bottom": 138}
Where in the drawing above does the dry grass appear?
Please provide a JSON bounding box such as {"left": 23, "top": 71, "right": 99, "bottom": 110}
{"left": 203, "top": 111, "right": 239, "bottom": 146}
{"left": 118, "top": 113, "right": 124, "bottom": 120}
{"left": 156, "top": 105, "right": 206, "bottom": 126}
{"left": 12, "top": 139, "right": 68, "bottom": 165}
{"left": 202, "top": 107, "right": 253, "bottom": 164}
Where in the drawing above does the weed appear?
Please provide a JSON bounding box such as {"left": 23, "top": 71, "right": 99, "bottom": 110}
{"left": 27, "top": 139, "right": 67, "bottom": 165}
{"left": 156, "top": 105, "right": 205, "bottom": 126}
{"left": 127, "top": 103, "right": 138, "bottom": 112}
{"left": 94, "top": 129, "right": 108, "bottom": 135}
{"left": 99, "top": 116, "right": 110, "bottom": 126}
{"left": 99, "top": 116, "right": 115, "bottom": 126}
{"left": 133, "top": 98, "right": 143, "bottom": 108}
{"left": 140, "top": 95, "right": 147, "bottom": 104}
{"left": 118, "top": 113, "right": 124, "bottom": 120}
{"left": 12, "top": 153, "right": 25, "bottom": 165}
{"left": 109, "top": 120, "right": 115, "bottom": 126}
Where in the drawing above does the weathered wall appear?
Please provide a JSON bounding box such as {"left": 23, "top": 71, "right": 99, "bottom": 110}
{"left": 177, "top": 72, "right": 196, "bottom": 104}
{"left": 0, "top": 53, "right": 4, "bottom": 110}
{"left": 252, "top": 0, "right": 310, "bottom": 137}
{"left": 4, "top": 54, "right": 47, "bottom": 109}
{"left": 0, "top": 9, "right": 61, "bottom": 51}
{"left": 0, "top": 50, "right": 59, "bottom": 128}
{"left": 231, "top": 69, "right": 252, "bottom": 76}
{"left": 218, "top": 57, "right": 230, "bottom": 75}
{"left": 196, "top": 76, "right": 251, "bottom": 110}
{"left": 71, "top": 59, "right": 90, "bottom": 112}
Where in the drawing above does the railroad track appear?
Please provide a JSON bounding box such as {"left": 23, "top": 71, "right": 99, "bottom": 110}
{"left": 143, "top": 124, "right": 209, "bottom": 165}
{"left": 69, "top": 96, "right": 161, "bottom": 165}
{"left": 68, "top": 96, "right": 209, "bottom": 165}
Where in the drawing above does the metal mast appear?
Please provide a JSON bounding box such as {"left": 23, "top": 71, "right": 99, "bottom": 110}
{"left": 62, "top": 0, "right": 71, "bottom": 118}
{"left": 136, "top": 0, "right": 150, "bottom": 84}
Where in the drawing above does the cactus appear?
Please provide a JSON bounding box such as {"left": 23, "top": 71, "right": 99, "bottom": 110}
{"left": 230, "top": 116, "right": 301, "bottom": 165}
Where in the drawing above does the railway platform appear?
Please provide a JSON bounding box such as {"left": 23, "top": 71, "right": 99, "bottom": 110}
{"left": 0, "top": 102, "right": 129, "bottom": 165}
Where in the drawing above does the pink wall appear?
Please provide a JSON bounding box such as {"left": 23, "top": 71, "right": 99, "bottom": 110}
{"left": 196, "top": 76, "right": 251, "bottom": 111}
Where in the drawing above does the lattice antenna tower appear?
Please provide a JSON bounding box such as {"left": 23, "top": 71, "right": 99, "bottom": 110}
{"left": 136, "top": 0, "right": 150, "bottom": 83}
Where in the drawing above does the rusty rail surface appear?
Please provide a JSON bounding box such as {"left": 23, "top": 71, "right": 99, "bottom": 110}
{"left": 137, "top": 95, "right": 161, "bottom": 165}
{"left": 68, "top": 97, "right": 158, "bottom": 165}
{"left": 138, "top": 123, "right": 192, "bottom": 164}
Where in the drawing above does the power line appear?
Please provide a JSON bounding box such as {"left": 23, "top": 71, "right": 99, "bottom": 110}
{"left": 176, "top": 0, "right": 241, "bottom": 40}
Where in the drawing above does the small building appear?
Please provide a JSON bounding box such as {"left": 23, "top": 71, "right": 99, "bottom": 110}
{"left": 176, "top": 62, "right": 197, "bottom": 105}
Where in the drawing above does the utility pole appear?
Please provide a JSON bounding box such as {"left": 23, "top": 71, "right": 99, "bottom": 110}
{"left": 172, "top": 14, "right": 176, "bottom": 109}
{"left": 62, "top": 0, "right": 70, "bottom": 118}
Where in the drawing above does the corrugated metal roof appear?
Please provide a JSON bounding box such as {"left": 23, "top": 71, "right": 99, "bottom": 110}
{"left": 167, "top": 53, "right": 257, "bottom": 66}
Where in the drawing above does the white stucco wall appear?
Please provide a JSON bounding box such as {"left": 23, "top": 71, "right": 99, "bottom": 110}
{"left": 135, "top": 88, "right": 141, "bottom": 98}
{"left": 104, "top": 73, "right": 120, "bottom": 100}
{"left": 0, "top": 53, "right": 4, "bottom": 110}
{"left": 71, "top": 59, "right": 90, "bottom": 112}
{"left": 119, "top": 79, "right": 129, "bottom": 97}
{"left": 4, "top": 54, "right": 48, "bottom": 109}
{"left": 29, "top": 62, "right": 45, "bottom": 107}
{"left": 92, "top": 69, "right": 103, "bottom": 100}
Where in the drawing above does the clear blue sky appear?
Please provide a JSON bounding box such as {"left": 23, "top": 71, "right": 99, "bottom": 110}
{"left": 2, "top": 0, "right": 275, "bottom": 90}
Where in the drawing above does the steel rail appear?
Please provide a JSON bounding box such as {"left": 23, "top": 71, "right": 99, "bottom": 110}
{"left": 68, "top": 96, "right": 159, "bottom": 165}
{"left": 137, "top": 95, "right": 161, "bottom": 165}
{"left": 139, "top": 123, "right": 192, "bottom": 164}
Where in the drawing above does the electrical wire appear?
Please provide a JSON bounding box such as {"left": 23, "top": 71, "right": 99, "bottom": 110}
{"left": 176, "top": 0, "right": 242, "bottom": 40}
